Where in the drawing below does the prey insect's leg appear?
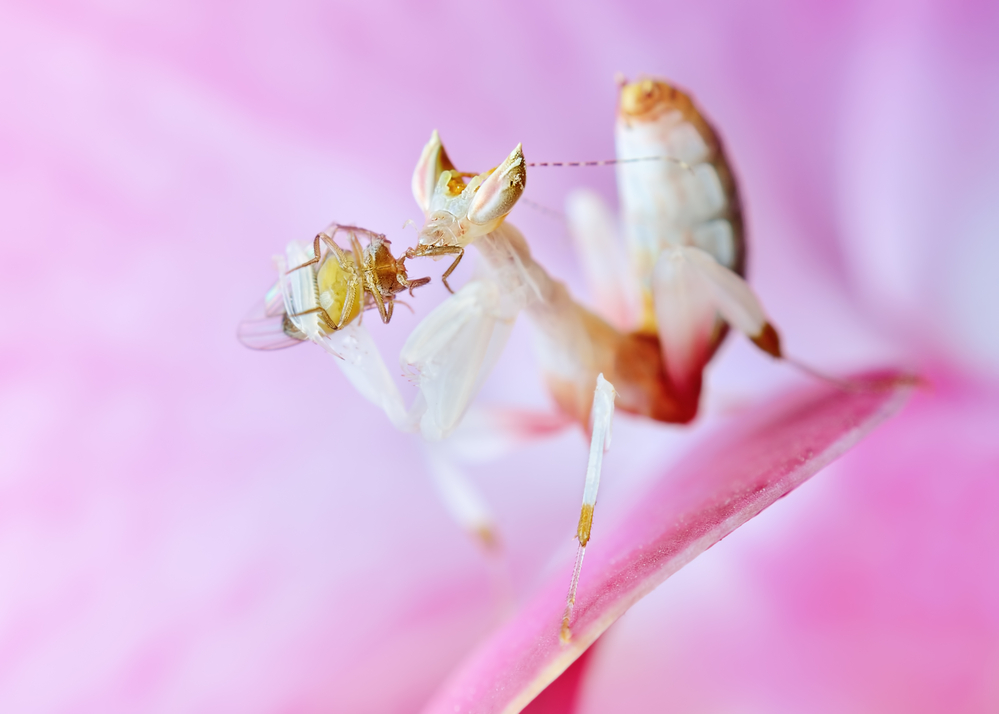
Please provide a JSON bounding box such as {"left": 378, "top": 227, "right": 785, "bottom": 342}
{"left": 407, "top": 278, "right": 431, "bottom": 296}
{"left": 399, "top": 264, "right": 431, "bottom": 297}
{"left": 321, "top": 231, "right": 352, "bottom": 270}
{"left": 286, "top": 234, "right": 324, "bottom": 273}
{"left": 338, "top": 278, "right": 359, "bottom": 330}
{"left": 292, "top": 306, "right": 339, "bottom": 332}
{"left": 407, "top": 245, "right": 465, "bottom": 293}
{"left": 369, "top": 283, "right": 390, "bottom": 323}
{"left": 561, "top": 374, "right": 616, "bottom": 644}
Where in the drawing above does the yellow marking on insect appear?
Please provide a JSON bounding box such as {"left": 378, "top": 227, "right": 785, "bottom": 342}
{"left": 317, "top": 251, "right": 360, "bottom": 331}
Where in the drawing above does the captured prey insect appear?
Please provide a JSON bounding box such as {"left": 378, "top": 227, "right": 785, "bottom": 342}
{"left": 238, "top": 223, "right": 430, "bottom": 352}
{"left": 288, "top": 224, "right": 431, "bottom": 328}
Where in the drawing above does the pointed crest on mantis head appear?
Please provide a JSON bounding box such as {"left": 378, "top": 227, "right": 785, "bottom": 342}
{"left": 412, "top": 130, "right": 456, "bottom": 214}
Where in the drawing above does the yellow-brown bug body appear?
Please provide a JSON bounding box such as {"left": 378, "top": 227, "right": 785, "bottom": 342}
{"left": 289, "top": 224, "right": 430, "bottom": 334}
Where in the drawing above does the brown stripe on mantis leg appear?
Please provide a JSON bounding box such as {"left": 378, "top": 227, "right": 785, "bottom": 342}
{"left": 561, "top": 373, "right": 617, "bottom": 644}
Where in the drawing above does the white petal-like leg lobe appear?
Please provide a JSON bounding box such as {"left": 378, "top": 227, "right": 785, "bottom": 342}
{"left": 683, "top": 246, "right": 768, "bottom": 338}
{"left": 401, "top": 279, "right": 515, "bottom": 441}
{"left": 565, "top": 189, "right": 635, "bottom": 330}
{"left": 326, "top": 325, "right": 413, "bottom": 431}
{"left": 652, "top": 248, "right": 717, "bottom": 402}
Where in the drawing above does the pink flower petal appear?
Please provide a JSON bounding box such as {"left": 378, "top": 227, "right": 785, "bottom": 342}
{"left": 423, "top": 372, "right": 913, "bottom": 714}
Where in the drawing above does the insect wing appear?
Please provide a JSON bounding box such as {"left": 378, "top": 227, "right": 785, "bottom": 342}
{"left": 279, "top": 241, "right": 325, "bottom": 339}
{"left": 237, "top": 280, "right": 307, "bottom": 351}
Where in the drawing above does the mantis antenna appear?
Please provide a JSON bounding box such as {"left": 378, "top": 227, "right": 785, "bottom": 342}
{"left": 527, "top": 155, "right": 694, "bottom": 172}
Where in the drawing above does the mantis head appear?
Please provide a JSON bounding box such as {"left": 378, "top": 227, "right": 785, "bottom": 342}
{"left": 411, "top": 131, "right": 526, "bottom": 249}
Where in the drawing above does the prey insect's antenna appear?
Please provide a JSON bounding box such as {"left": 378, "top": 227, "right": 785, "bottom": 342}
{"left": 393, "top": 299, "right": 416, "bottom": 315}
{"left": 561, "top": 374, "right": 616, "bottom": 644}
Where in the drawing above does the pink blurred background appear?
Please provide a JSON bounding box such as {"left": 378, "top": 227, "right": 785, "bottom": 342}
{"left": 1, "top": 1, "right": 997, "bottom": 712}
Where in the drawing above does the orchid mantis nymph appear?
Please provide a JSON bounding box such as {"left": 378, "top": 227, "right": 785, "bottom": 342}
{"left": 403, "top": 80, "right": 787, "bottom": 636}
{"left": 242, "top": 84, "right": 787, "bottom": 641}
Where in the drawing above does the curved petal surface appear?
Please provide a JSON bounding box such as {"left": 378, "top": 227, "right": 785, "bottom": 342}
{"left": 423, "top": 372, "right": 913, "bottom": 714}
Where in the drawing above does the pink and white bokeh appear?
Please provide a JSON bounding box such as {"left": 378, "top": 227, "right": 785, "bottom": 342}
{"left": 0, "top": 1, "right": 997, "bottom": 712}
